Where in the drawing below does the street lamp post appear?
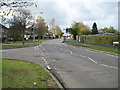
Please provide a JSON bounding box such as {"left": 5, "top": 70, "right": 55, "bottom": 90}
{"left": 32, "top": 11, "right": 43, "bottom": 42}
{"left": 22, "top": 22, "right": 25, "bottom": 45}
{"left": 33, "top": 26, "right": 35, "bottom": 42}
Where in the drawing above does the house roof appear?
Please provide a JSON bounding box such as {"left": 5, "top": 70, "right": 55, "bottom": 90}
{"left": 0, "top": 24, "right": 8, "bottom": 30}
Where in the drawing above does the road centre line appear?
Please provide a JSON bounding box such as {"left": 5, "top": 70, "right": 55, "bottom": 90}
{"left": 100, "top": 64, "right": 118, "bottom": 69}
{"left": 69, "top": 44, "right": 118, "bottom": 58}
{"left": 105, "top": 54, "right": 118, "bottom": 58}
{"left": 65, "top": 50, "right": 73, "bottom": 54}
{"left": 59, "top": 47, "right": 118, "bottom": 70}
{"left": 88, "top": 57, "right": 98, "bottom": 64}
{"left": 79, "top": 54, "right": 86, "bottom": 58}
{"left": 86, "top": 49, "right": 95, "bottom": 52}
{"left": 70, "top": 51, "right": 118, "bottom": 69}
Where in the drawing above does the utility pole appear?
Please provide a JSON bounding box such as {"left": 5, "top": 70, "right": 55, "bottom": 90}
{"left": 22, "top": 22, "right": 25, "bottom": 45}
{"left": 33, "top": 11, "right": 43, "bottom": 42}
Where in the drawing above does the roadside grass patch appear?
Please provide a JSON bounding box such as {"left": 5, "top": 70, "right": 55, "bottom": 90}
{"left": 1, "top": 44, "right": 36, "bottom": 49}
{"left": 1, "top": 40, "right": 46, "bottom": 49}
{"left": 2, "top": 59, "right": 58, "bottom": 88}
{"left": 0, "top": 58, "right": 2, "bottom": 90}
{"left": 65, "top": 42, "right": 119, "bottom": 54}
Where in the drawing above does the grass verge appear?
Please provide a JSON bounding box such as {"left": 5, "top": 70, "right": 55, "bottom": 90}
{"left": 0, "top": 40, "right": 46, "bottom": 49}
{"left": 0, "top": 58, "right": 1, "bottom": 90}
{"left": 2, "top": 59, "right": 58, "bottom": 88}
{"left": 65, "top": 42, "right": 119, "bottom": 54}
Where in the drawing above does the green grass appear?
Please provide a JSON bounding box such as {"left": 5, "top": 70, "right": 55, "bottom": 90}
{"left": 0, "top": 59, "right": 2, "bottom": 90}
{"left": 2, "top": 59, "right": 58, "bottom": 88}
{"left": 65, "top": 42, "right": 119, "bottom": 54}
{"left": 0, "top": 39, "right": 47, "bottom": 49}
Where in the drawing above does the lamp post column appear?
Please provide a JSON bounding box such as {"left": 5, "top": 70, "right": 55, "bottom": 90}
{"left": 33, "top": 26, "right": 35, "bottom": 42}
{"left": 22, "top": 22, "right": 25, "bottom": 45}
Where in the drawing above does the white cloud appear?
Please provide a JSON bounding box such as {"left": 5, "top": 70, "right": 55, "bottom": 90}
{"left": 28, "top": 0, "right": 118, "bottom": 30}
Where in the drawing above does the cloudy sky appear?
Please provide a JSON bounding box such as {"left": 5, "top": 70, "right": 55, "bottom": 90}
{"left": 27, "top": 0, "right": 119, "bottom": 31}
{"left": 2, "top": 0, "right": 119, "bottom": 31}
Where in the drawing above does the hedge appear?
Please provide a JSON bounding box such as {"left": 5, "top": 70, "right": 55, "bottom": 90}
{"left": 80, "top": 35, "right": 120, "bottom": 46}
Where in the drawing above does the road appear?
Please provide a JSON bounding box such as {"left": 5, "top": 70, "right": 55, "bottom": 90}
{"left": 39, "top": 39, "right": 118, "bottom": 88}
{"left": 2, "top": 39, "right": 118, "bottom": 88}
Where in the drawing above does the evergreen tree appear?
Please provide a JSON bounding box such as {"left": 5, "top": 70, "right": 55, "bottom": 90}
{"left": 92, "top": 22, "right": 98, "bottom": 34}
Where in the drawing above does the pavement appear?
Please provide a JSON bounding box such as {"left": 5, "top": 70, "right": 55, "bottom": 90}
{"left": 1, "top": 39, "right": 118, "bottom": 88}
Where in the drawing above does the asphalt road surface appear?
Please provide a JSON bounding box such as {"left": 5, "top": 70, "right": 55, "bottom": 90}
{"left": 2, "top": 39, "right": 118, "bottom": 88}
{"left": 39, "top": 39, "right": 118, "bottom": 88}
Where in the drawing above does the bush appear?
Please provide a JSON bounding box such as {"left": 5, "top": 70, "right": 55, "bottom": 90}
{"left": 80, "top": 35, "right": 119, "bottom": 46}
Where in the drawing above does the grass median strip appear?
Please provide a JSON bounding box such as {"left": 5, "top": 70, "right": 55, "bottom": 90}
{"left": 2, "top": 59, "right": 58, "bottom": 88}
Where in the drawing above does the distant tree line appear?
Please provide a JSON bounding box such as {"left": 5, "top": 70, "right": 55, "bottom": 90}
{"left": 66, "top": 22, "right": 119, "bottom": 40}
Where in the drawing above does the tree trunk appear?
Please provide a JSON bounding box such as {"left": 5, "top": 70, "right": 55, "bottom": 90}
{"left": 78, "top": 35, "right": 80, "bottom": 42}
{"left": 22, "top": 34, "right": 25, "bottom": 45}
{"left": 41, "top": 36, "right": 43, "bottom": 39}
{"left": 22, "top": 25, "right": 25, "bottom": 45}
{"left": 73, "top": 35, "right": 76, "bottom": 40}
{"left": 38, "top": 36, "right": 41, "bottom": 41}
{"left": 13, "top": 39, "right": 16, "bottom": 43}
{"left": 13, "top": 36, "right": 16, "bottom": 43}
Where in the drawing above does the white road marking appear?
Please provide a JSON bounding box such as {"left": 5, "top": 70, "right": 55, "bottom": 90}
{"left": 65, "top": 50, "right": 73, "bottom": 54}
{"left": 53, "top": 60, "right": 56, "bottom": 62}
{"left": 88, "top": 57, "right": 98, "bottom": 64}
{"left": 69, "top": 51, "right": 73, "bottom": 54}
{"left": 79, "top": 54, "right": 86, "bottom": 58}
{"left": 34, "top": 46, "right": 40, "bottom": 50}
{"left": 34, "top": 47, "right": 37, "bottom": 50}
{"left": 100, "top": 64, "right": 110, "bottom": 68}
{"left": 45, "top": 43, "right": 118, "bottom": 70}
{"left": 47, "top": 65, "right": 51, "bottom": 70}
{"left": 87, "top": 57, "right": 118, "bottom": 69}
{"left": 37, "top": 46, "right": 39, "bottom": 49}
{"left": 85, "top": 49, "right": 118, "bottom": 58}
{"left": 73, "top": 53, "right": 87, "bottom": 58}
{"left": 100, "top": 64, "right": 118, "bottom": 69}
{"left": 42, "top": 56, "right": 48, "bottom": 64}
{"left": 110, "top": 66, "right": 118, "bottom": 69}
{"left": 105, "top": 54, "right": 118, "bottom": 58}
{"left": 86, "top": 49, "right": 96, "bottom": 53}
{"left": 65, "top": 50, "right": 68, "bottom": 52}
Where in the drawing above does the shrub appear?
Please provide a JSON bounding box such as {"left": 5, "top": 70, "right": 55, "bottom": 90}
{"left": 80, "top": 35, "right": 119, "bottom": 46}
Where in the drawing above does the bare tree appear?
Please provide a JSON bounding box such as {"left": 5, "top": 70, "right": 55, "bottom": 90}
{"left": 0, "top": 0, "right": 36, "bottom": 19}
{"left": 49, "top": 18, "right": 55, "bottom": 32}
{"left": 7, "top": 8, "right": 32, "bottom": 44}
{"left": 8, "top": 16, "right": 23, "bottom": 43}
{"left": 0, "top": 0, "right": 36, "bottom": 44}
